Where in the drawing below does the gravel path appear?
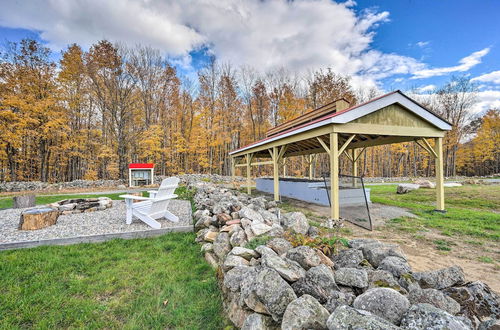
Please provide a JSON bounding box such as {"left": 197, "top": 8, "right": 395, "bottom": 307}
{"left": 0, "top": 200, "right": 192, "bottom": 244}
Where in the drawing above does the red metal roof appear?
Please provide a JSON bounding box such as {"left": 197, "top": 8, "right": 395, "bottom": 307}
{"left": 129, "top": 163, "right": 154, "bottom": 169}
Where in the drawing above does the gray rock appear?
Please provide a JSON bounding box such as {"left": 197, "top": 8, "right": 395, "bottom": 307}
{"left": 400, "top": 303, "right": 473, "bottom": 330}
{"left": 334, "top": 268, "right": 368, "bottom": 288}
{"left": 251, "top": 222, "right": 273, "bottom": 236}
{"left": 307, "top": 226, "right": 320, "bottom": 237}
{"left": 353, "top": 287, "right": 410, "bottom": 325}
{"left": 364, "top": 244, "right": 406, "bottom": 268}
{"left": 230, "top": 228, "right": 247, "bottom": 247}
{"left": 224, "top": 266, "right": 255, "bottom": 292}
{"left": 281, "top": 294, "right": 330, "bottom": 330}
{"left": 323, "top": 291, "right": 356, "bottom": 313}
{"left": 261, "top": 254, "right": 306, "bottom": 282}
{"left": 292, "top": 264, "right": 339, "bottom": 303}
{"left": 241, "top": 313, "right": 277, "bottom": 330}
{"left": 413, "top": 266, "right": 465, "bottom": 290}
{"left": 230, "top": 247, "right": 259, "bottom": 260}
{"left": 201, "top": 243, "right": 213, "bottom": 253}
{"left": 266, "top": 238, "right": 293, "bottom": 255}
{"left": 223, "top": 255, "right": 250, "bottom": 271}
{"left": 378, "top": 256, "right": 412, "bottom": 277}
{"left": 410, "top": 288, "right": 461, "bottom": 315}
{"left": 241, "top": 267, "right": 297, "bottom": 321}
{"left": 213, "top": 232, "right": 232, "bottom": 260}
{"left": 240, "top": 206, "right": 265, "bottom": 223}
{"left": 368, "top": 269, "right": 407, "bottom": 294}
{"left": 479, "top": 318, "right": 500, "bottom": 330}
{"left": 326, "top": 305, "right": 400, "bottom": 330}
{"left": 444, "top": 281, "right": 500, "bottom": 327}
{"left": 282, "top": 212, "right": 310, "bottom": 234}
{"left": 256, "top": 245, "right": 278, "bottom": 258}
{"left": 332, "top": 248, "right": 364, "bottom": 269}
{"left": 286, "top": 246, "right": 322, "bottom": 270}
{"left": 258, "top": 209, "right": 279, "bottom": 226}
{"left": 397, "top": 183, "right": 420, "bottom": 194}
{"left": 266, "top": 224, "right": 285, "bottom": 237}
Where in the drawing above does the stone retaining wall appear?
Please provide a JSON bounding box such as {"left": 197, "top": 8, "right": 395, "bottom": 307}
{"left": 191, "top": 180, "right": 500, "bottom": 329}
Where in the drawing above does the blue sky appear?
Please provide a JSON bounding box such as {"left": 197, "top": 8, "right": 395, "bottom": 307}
{"left": 0, "top": 0, "right": 498, "bottom": 112}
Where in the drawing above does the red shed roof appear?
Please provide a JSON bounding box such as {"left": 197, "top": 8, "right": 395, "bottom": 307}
{"left": 129, "top": 163, "right": 154, "bottom": 169}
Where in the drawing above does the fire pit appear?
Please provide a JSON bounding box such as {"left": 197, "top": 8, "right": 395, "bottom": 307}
{"left": 49, "top": 197, "right": 113, "bottom": 215}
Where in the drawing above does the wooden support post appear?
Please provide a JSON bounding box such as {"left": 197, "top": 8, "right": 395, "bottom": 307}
{"left": 283, "top": 159, "right": 287, "bottom": 177}
{"left": 330, "top": 132, "right": 340, "bottom": 220}
{"left": 308, "top": 155, "right": 314, "bottom": 180}
{"left": 245, "top": 153, "right": 253, "bottom": 195}
{"left": 434, "top": 137, "right": 445, "bottom": 211}
{"left": 272, "top": 146, "right": 280, "bottom": 201}
{"left": 351, "top": 148, "right": 358, "bottom": 188}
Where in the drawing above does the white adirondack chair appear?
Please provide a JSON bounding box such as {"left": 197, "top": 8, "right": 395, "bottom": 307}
{"left": 119, "top": 177, "right": 180, "bottom": 229}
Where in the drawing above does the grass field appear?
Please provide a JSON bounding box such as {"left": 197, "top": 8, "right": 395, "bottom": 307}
{"left": 368, "top": 184, "right": 500, "bottom": 241}
{"left": 0, "top": 233, "right": 225, "bottom": 329}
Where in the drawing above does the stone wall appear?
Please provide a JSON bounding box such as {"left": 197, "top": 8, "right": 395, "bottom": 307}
{"left": 191, "top": 180, "right": 500, "bottom": 329}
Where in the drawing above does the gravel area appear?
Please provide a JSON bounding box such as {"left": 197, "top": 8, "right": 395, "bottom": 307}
{"left": 0, "top": 200, "right": 192, "bottom": 244}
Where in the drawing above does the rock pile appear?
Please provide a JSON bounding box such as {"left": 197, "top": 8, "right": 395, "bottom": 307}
{"left": 192, "top": 181, "right": 500, "bottom": 329}
{"left": 0, "top": 179, "right": 124, "bottom": 192}
{"left": 48, "top": 197, "right": 112, "bottom": 214}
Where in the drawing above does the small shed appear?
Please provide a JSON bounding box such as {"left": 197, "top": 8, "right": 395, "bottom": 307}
{"left": 128, "top": 163, "right": 154, "bottom": 187}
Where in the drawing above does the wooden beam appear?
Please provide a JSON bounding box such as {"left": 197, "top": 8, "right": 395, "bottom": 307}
{"left": 245, "top": 153, "right": 254, "bottom": 195}
{"left": 334, "top": 123, "right": 446, "bottom": 137}
{"left": 338, "top": 134, "right": 356, "bottom": 155}
{"left": 278, "top": 145, "right": 289, "bottom": 160}
{"left": 330, "top": 132, "right": 339, "bottom": 220}
{"left": 434, "top": 137, "right": 445, "bottom": 211}
{"left": 421, "top": 138, "right": 438, "bottom": 158}
{"left": 343, "top": 150, "right": 353, "bottom": 161}
{"left": 354, "top": 147, "right": 367, "bottom": 163}
{"left": 317, "top": 137, "right": 330, "bottom": 155}
{"left": 351, "top": 148, "right": 358, "bottom": 188}
{"left": 273, "top": 146, "right": 279, "bottom": 201}
{"left": 231, "top": 157, "right": 236, "bottom": 188}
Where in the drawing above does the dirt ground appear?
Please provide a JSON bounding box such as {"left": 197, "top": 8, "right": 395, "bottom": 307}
{"left": 289, "top": 199, "right": 500, "bottom": 293}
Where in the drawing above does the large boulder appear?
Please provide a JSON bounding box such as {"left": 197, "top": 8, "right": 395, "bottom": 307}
{"left": 250, "top": 222, "right": 273, "bottom": 236}
{"left": 281, "top": 294, "right": 330, "bottom": 330}
{"left": 413, "top": 266, "right": 465, "bottom": 290}
{"left": 261, "top": 254, "right": 306, "bottom": 282}
{"left": 223, "top": 254, "right": 249, "bottom": 271}
{"left": 334, "top": 268, "right": 368, "bottom": 289}
{"left": 368, "top": 269, "right": 408, "bottom": 294}
{"left": 213, "top": 232, "right": 232, "bottom": 260}
{"left": 326, "top": 305, "right": 400, "bottom": 330}
{"left": 348, "top": 238, "right": 380, "bottom": 249}
{"left": 255, "top": 245, "right": 278, "bottom": 258}
{"left": 410, "top": 288, "right": 461, "bottom": 315}
{"left": 397, "top": 183, "right": 420, "bottom": 194}
{"left": 241, "top": 313, "right": 277, "bottom": 330}
{"left": 230, "top": 228, "right": 247, "bottom": 247}
{"left": 400, "top": 303, "right": 473, "bottom": 330}
{"left": 353, "top": 287, "right": 410, "bottom": 325}
{"left": 332, "top": 248, "right": 364, "bottom": 269}
{"left": 378, "top": 256, "right": 412, "bottom": 277}
{"left": 240, "top": 267, "right": 297, "bottom": 321}
{"left": 415, "top": 179, "right": 436, "bottom": 189}
{"left": 292, "top": 264, "right": 339, "bottom": 303}
{"left": 266, "top": 238, "right": 293, "bottom": 255}
{"left": 286, "top": 246, "right": 322, "bottom": 270}
{"left": 282, "top": 212, "right": 310, "bottom": 234}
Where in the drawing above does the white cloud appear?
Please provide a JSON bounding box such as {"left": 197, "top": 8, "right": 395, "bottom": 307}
{"left": 416, "top": 84, "right": 436, "bottom": 93}
{"left": 472, "top": 90, "right": 500, "bottom": 113}
{"left": 416, "top": 41, "right": 429, "bottom": 48}
{"left": 411, "top": 48, "right": 490, "bottom": 79}
{"left": 0, "top": 0, "right": 424, "bottom": 88}
{"left": 471, "top": 70, "right": 500, "bottom": 84}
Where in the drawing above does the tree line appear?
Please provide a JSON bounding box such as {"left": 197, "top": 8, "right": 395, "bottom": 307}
{"left": 0, "top": 39, "right": 497, "bottom": 182}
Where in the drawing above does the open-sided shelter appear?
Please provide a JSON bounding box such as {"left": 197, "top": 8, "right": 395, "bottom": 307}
{"left": 229, "top": 90, "right": 452, "bottom": 220}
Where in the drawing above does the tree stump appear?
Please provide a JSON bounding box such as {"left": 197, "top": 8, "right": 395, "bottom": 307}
{"left": 19, "top": 207, "right": 60, "bottom": 230}
{"left": 13, "top": 194, "right": 36, "bottom": 208}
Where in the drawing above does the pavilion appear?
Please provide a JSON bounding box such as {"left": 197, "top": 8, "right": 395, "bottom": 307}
{"left": 229, "top": 90, "right": 452, "bottom": 220}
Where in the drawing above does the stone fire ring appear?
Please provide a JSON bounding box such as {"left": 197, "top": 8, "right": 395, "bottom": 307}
{"left": 49, "top": 197, "right": 113, "bottom": 215}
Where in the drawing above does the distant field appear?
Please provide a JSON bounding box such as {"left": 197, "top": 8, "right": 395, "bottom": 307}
{"left": 369, "top": 184, "right": 500, "bottom": 241}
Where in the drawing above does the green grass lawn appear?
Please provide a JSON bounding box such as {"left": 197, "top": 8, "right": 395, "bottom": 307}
{"left": 0, "top": 186, "right": 196, "bottom": 210}
{"left": 368, "top": 184, "right": 500, "bottom": 241}
{"left": 0, "top": 233, "right": 225, "bottom": 329}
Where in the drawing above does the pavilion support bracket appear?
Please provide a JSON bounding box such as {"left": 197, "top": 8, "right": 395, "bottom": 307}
{"left": 415, "top": 138, "right": 438, "bottom": 159}
{"left": 317, "top": 137, "right": 330, "bottom": 155}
